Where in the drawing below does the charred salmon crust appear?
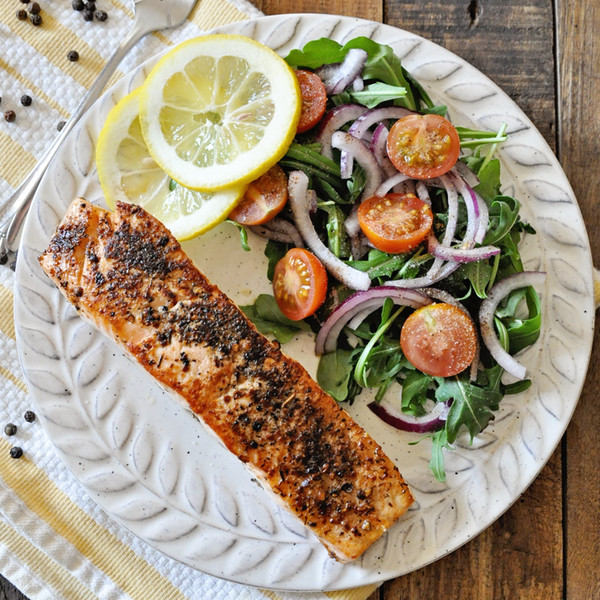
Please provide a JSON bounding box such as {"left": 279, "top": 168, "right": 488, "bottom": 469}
{"left": 39, "top": 199, "right": 414, "bottom": 562}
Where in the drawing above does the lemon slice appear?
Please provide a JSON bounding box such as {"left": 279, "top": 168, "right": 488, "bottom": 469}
{"left": 96, "top": 88, "right": 245, "bottom": 240}
{"left": 138, "top": 34, "right": 301, "bottom": 192}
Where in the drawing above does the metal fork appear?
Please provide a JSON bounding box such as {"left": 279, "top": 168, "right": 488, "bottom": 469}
{"left": 0, "top": 0, "right": 201, "bottom": 262}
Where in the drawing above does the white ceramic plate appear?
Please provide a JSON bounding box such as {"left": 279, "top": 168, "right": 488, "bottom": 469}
{"left": 14, "top": 14, "right": 595, "bottom": 591}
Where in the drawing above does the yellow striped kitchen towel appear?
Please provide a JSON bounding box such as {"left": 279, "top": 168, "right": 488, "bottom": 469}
{"left": 0, "top": 1, "right": 379, "bottom": 598}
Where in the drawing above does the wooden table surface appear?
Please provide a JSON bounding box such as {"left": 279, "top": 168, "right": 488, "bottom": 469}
{"left": 2, "top": 0, "right": 599, "bottom": 598}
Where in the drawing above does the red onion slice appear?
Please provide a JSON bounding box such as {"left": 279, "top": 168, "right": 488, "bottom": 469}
{"left": 249, "top": 218, "right": 304, "bottom": 248}
{"left": 368, "top": 399, "right": 449, "bottom": 433}
{"left": 331, "top": 131, "right": 384, "bottom": 198}
{"left": 315, "top": 286, "right": 432, "bottom": 354}
{"left": 375, "top": 172, "right": 411, "bottom": 197}
{"left": 343, "top": 106, "right": 414, "bottom": 175}
{"left": 315, "top": 104, "right": 368, "bottom": 160}
{"left": 428, "top": 235, "right": 501, "bottom": 263}
{"left": 479, "top": 271, "right": 547, "bottom": 380}
{"left": 316, "top": 48, "right": 368, "bottom": 95}
{"left": 288, "top": 171, "right": 371, "bottom": 292}
{"left": 370, "top": 124, "right": 397, "bottom": 179}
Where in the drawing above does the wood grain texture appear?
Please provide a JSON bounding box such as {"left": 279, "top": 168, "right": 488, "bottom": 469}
{"left": 0, "top": 574, "right": 28, "bottom": 600}
{"left": 3, "top": 0, "right": 599, "bottom": 599}
{"left": 556, "top": 0, "right": 600, "bottom": 599}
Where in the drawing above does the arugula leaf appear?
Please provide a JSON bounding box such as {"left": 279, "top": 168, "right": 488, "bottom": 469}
{"left": 401, "top": 371, "right": 433, "bottom": 416}
{"left": 461, "top": 260, "right": 493, "bottom": 299}
{"left": 345, "top": 82, "right": 407, "bottom": 108}
{"left": 429, "top": 428, "right": 451, "bottom": 482}
{"left": 319, "top": 202, "right": 351, "bottom": 258}
{"left": 226, "top": 219, "right": 251, "bottom": 252}
{"left": 240, "top": 294, "right": 311, "bottom": 344}
{"left": 349, "top": 248, "right": 414, "bottom": 280}
{"left": 264, "top": 240, "right": 289, "bottom": 282}
{"left": 285, "top": 38, "right": 346, "bottom": 68}
{"left": 484, "top": 195, "right": 521, "bottom": 245}
{"left": 503, "top": 287, "right": 542, "bottom": 354}
{"left": 474, "top": 159, "right": 501, "bottom": 201}
{"left": 436, "top": 377, "right": 502, "bottom": 444}
{"left": 317, "top": 349, "right": 355, "bottom": 402}
{"left": 285, "top": 142, "right": 341, "bottom": 177}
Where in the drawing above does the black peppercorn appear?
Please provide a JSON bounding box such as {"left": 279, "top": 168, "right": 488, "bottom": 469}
{"left": 9, "top": 260, "right": 16, "bottom": 272}
{"left": 4, "top": 110, "right": 16, "bottom": 123}
{"left": 4, "top": 423, "right": 17, "bottom": 436}
{"left": 72, "top": 0, "right": 84, "bottom": 9}
{"left": 0, "top": 254, "right": 7, "bottom": 266}
{"left": 20, "top": 0, "right": 30, "bottom": 4}
{"left": 24, "top": 411, "right": 36, "bottom": 423}
{"left": 20, "top": 95, "right": 32, "bottom": 107}
{"left": 10, "top": 447, "right": 23, "bottom": 459}
{"left": 82, "top": 9, "right": 93, "bottom": 20}
{"left": 85, "top": 1, "right": 95, "bottom": 10}
{"left": 30, "top": 13, "right": 42, "bottom": 25}
{"left": 57, "top": 120, "right": 66, "bottom": 131}
{"left": 95, "top": 10, "right": 107, "bottom": 21}
{"left": 67, "top": 50, "right": 79, "bottom": 62}
{"left": 29, "top": 2, "right": 41, "bottom": 14}
{"left": 16, "top": 8, "right": 28, "bottom": 18}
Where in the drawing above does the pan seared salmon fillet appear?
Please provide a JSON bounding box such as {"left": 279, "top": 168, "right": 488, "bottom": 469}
{"left": 39, "top": 199, "right": 414, "bottom": 562}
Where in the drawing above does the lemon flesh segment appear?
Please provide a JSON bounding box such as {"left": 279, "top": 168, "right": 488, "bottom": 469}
{"left": 139, "top": 34, "right": 301, "bottom": 192}
{"left": 96, "top": 88, "right": 245, "bottom": 241}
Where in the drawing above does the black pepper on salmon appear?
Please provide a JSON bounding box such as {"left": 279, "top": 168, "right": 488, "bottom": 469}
{"left": 39, "top": 199, "right": 414, "bottom": 562}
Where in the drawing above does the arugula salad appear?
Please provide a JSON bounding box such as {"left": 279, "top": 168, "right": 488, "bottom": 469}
{"left": 233, "top": 36, "right": 545, "bottom": 481}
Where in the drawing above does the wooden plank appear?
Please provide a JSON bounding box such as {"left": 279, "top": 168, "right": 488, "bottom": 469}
{"left": 253, "top": 0, "right": 382, "bottom": 23}
{"left": 556, "top": 0, "right": 600, "bottom": 598}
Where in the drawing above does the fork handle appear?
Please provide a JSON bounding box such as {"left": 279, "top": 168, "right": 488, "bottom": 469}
{"left": 0, "top": 18, "right": 155, "bottom": 255}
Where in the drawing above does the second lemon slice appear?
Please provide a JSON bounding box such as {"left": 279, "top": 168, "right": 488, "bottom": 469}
{"left": 138, "top": 34, "right": 301, "bottom": 192}
{"left": 96, "top": 88, "right": 245, "bottom": 241}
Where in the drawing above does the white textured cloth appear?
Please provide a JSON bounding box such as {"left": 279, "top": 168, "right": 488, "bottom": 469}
{"left": 0, "top": 1, "right": 378, "bottom": 598}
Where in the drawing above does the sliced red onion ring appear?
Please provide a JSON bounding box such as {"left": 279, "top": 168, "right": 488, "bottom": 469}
{"left": 316, "top": 48, "right": 368, "bottom": 95}
{"left": 315, "top": 104, "right": 368, "bottom": 160}
{"left": 448, "top": 171, "right": 480, "bottom": 249}
{"left": 453, "top": 161, "right": 480, "bottom": 187}
{"left": 374, "top": 172, "right": 411, "bottom": 197}
{"left": 249, "top": 218, "right": 304, "bottom": 248}
{"left": 428, "top": 235, "right": 500, "bottom": 263}
{"left": 368, "top": 399, "right": 449, "bottom": 433}
{"left": 479, "top": 271, "right": 547, "bottom": 380}
{"left": 353, "top": 76, "right": 365, "bottom": 92}
{"left": 370, "top": 124, "right": 397, "bottom": 179}
{"left": 416, "top": 181, "right": 431, "bottom": 205}
{"left": 384, "top": 259, "right": 462, "bottom": 290}
{"left": 315, "top": 286, "right": 432, "bottom": 355}
{"left": 343, "top": 106, "right": 414, "bottom": 175}
{"left": 331, "top": 131, "right": 384, "bottom": 198}
{"left": 288, "top": 171, "right": 371, "bottom": 291}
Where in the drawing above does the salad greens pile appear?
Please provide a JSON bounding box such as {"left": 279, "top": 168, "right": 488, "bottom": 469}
{"left": 238, "top": 36, "right": 541, "bottom": 482}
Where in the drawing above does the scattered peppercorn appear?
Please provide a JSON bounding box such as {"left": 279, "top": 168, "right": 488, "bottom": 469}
{"left": 30, "top": 13, "right": 42, "bottom": 25}
{"left": 10, "top": 447, "right": 23, "bottom": 459}
{"left": 72, "top": 0, "right": 84, "bottom": 9}
{"left": 85, "top": 1, "right": 95, "bottom": 10}
{"left": 67, "top": 50, "right": 79, "bottom": 62}
{"left": 29, "top": 2, "right": 40, "bottom": 14}
{"left": 4, "top": 423, "right": 17, "bottom": 436}
{"left": 4, "top": 110, "right": 16, "bottom": 123}
{"left": 57, "top": 121, "right": 66, "bottom": 131}
{"left": 20, "top": 95, "right": 32, "bottom": 107}
{"left": 9, "top": 260, "right": 16, "bottom": 272}
{"left": 19, "top": 0, "right": 30, "bottom": 4}
{"left": 95, "top": 10, "right": 107, "bottom": 21}
{"left": 0, "top": 254, "right": 7, "bottom": 266}
{"left": 24, "top": 411, "right": 36, "bottom": 423}
{"left": 83, "top": 9, "right": 93, "bottom": 20}
{"left": 16, "top": 9, "right": 27, "bottom": 19}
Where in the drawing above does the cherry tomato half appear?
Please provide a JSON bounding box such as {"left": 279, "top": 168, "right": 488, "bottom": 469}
{"left": 400, "top": 303, "right": 477, "bottom": 377}
{"left": 228, "top": 164, "right": 288, "bottom": 226}
{"left": 273, "top": 248, "right": 328, "bottom": 321}
{"left": 387, "top": 113, "right": 460, "bottom": 180}
{"left": 357, "top": 193, "right": 433, "bottom": 254}
{"left": 295, "top": 70, "right": 327, "bottom": 134}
